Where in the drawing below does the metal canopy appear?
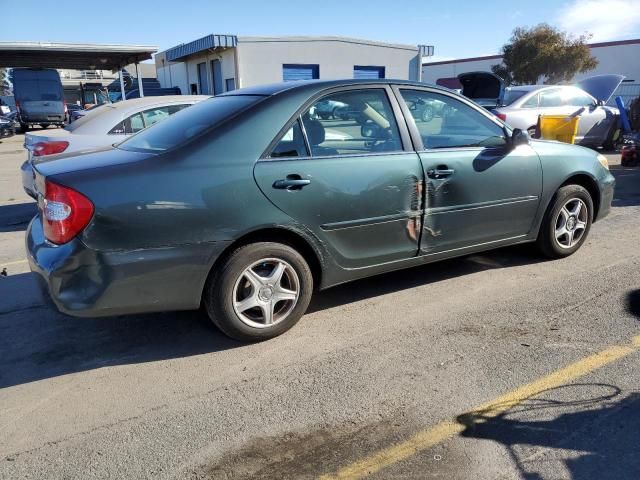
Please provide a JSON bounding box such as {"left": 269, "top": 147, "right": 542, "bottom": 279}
{"left": 166, "top": 34, "right": 237, "bottom": 62}
{"left": 0, "top": 42, "right": 158, "bottom": 71}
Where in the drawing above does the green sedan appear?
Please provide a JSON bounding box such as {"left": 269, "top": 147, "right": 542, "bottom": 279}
{"left": 27, "top": 79, "right": 615, "bottom": 341}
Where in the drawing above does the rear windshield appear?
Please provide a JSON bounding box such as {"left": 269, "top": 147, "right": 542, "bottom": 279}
{"left": 118, "top": 95, "right": 262, "bottom": 153}
{"left": 502, "top": 90, "right": 528, "bottom": 106}
{"left": 64, "top": 104, "right": 113, "bottom": 131}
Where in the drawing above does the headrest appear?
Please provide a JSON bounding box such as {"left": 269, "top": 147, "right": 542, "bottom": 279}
{"left": 303, "top": 118, "right": 325, "bottom": 146}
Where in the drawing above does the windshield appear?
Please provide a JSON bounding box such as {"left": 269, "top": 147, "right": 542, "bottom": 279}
{"left": 118, "top": 95, "right": 263, "bottom": 153}
{"left": 502, "top": 90, "right": 528, "bottom": 106}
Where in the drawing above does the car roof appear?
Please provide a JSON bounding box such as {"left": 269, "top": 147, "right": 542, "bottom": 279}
{"left": 218, "top": 79, "right": 455, "bottom": 97}
{"left": 100, "top": 95, "right": 211, "bottom": 110}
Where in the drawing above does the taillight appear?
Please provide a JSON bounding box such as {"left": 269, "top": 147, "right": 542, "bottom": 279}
{"left": 32, "top": 141, "right": 69, "bottom": 157}
{"left": 42, "top": 179, "right": 94, "bottom": 244}
{"left": 495, "top": 112, "right": 507, "bottom": 122}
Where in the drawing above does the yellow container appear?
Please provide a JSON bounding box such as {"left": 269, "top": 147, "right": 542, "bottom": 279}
{"left": 539, "top": 115, "right": 580, "bottom": 144}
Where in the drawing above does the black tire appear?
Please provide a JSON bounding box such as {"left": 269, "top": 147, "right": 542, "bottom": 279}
{"left": 331, "top": 107, "right": 339, "bottom": 119}
{"left": 20, "top": 123, "right": 29, "bottom": 132}
{"left": 536, "top": 184, "right": 593, "bottom": 259}
{"left": 203, "top": 242, "right": 314, "bottom": 341}
{"left": 40, "top": 124, "right": 48, "bottom": 129}
{"left": 318, "top": 113, "right": 329, "bottom": 120}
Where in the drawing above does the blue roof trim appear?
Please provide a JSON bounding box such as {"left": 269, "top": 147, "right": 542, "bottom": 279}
{"left": 166, "top": 34, "right": 237, "bottom": 62}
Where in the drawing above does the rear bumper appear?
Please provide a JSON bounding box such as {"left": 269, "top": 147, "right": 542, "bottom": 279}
{"left": 26, "top": 216, "right": 230, "bottom": 317}
{"left": 596, "top": 171, "right": 615, "bottom": 222}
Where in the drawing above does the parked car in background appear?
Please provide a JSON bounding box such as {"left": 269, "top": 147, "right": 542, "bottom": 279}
{"left": 26, "top": 79, "right": 614, "bottom": 342}
{"left": 494, "top": 75, "right": 625, "bottom": 149}
{"left": 21, "top": 95, "right": 210, "bottom": 197}
{"left": 65, "top": 103, "right": 83, "bottom": 122}
{"left": 457, "top": 71, "right": 505, "bottom": 110}
{"left": 12, "top": 68, "right": 66, "bottom": 131}
{"left": 314, "top": 99, "right": 347, "bottom": 119}
{"left": 0, "top": 116, "right": 15, "bottom": 139}
{"left": 1, "top": 111, "right": 20, "bottom": 131}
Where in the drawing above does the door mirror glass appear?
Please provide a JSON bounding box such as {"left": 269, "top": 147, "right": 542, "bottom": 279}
{"left": 510, "top": 128, "right": 529, "bottom": 147}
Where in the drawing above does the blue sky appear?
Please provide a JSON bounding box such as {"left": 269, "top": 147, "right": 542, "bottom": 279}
{"left": 4, "top": 0, "right": 640, "bottom": 60}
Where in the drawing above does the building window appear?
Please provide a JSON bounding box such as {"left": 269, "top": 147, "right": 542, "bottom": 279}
{"left": 353, "top": 66, "right": 385, "bottom": 79}
{"left": 225, "top": 78, "right": 236, "bottom": 91}
{"left": 283, "top": 64, "right": 320, "bottom": 82}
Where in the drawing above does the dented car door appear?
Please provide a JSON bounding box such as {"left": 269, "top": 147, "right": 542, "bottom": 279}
{"left": 254, "top": 86, "right": 424, "bottom": 269}
{"left": 396, "top": 87, "right": 543, "bottom": 254}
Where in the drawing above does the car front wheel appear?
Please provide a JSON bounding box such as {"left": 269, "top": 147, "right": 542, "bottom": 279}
{"left": 536, "top": 185, "right": 593, "bottom": 258}
{"left": 204, "top": 242, "right": 314, "bottom": 341}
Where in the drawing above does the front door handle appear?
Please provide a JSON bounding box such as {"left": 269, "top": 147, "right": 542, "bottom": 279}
{"left": 427, "top": 167, "right": 455, "bottom": 179}
{"left": 273, "top": 175, "right": 311, "bottom": 190}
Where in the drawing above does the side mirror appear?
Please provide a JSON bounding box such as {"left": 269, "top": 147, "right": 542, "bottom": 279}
{"left": 510, "top": 128, "right": 529, "bottom": 147}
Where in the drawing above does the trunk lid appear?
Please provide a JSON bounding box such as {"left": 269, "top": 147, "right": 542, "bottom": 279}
{"left": 457, "top": 71, "right": 504, "bottom": 108}
{"left": 575, "top": 74, "right": 625, "bottom": 103}
{"left": 32, "top": 146, "right": 153, "bottom": 179}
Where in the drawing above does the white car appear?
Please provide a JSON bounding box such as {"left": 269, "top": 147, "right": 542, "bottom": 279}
{"left": 21, "top": 95, "right": 210, "bottom": 198}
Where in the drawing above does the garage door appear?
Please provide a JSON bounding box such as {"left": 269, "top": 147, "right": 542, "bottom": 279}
{"left": 353, "top": 66, "right": 386, "bottom": 79}
{"left": 283, "top": 64, "right": 320, "bottom": 82}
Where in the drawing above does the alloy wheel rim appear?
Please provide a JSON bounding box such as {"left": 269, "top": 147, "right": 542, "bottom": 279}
{"left": 232, "top": 258, "right": 300, "bottom": 328}
{"left": 555, "top": 198, "right": 588, "bottom": 249}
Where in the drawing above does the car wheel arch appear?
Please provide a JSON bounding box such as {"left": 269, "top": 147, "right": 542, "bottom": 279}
{"left": 202, "top": 227, "right": 325, "bottom": 302}
{"left": 559, "top": 173, "right": 601, "bottom": 221}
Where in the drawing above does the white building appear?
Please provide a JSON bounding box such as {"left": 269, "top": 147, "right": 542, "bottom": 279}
{"left": 156, "top": 34, "right": 425, "bottom": 95}
{"left": 422, "top": 38, "right": 640, "bottom": 104}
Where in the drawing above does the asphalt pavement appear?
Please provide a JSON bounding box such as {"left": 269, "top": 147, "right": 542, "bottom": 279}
{"left": 0, "top": 132, "right": 638, "bottom": 480}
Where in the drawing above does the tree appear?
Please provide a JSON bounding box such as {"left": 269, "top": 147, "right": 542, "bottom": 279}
{"left": 491, "top": 24, "right": 598, "bottom": 86}
{"left": 0, "top": 68, "right": 11, "bottom": 96}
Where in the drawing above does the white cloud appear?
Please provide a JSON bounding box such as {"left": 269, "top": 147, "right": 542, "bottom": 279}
{"left": 557, "top": 0, "right": 640, "bottom": 42}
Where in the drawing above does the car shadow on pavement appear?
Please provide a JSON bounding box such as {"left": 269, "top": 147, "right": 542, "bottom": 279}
{"left": 309, "top": 244, "right": 545, "bottom": 313}
{"left": 0, "top": 245, "right": 544, "bottom": 389}
{"left": 0, "top": 201, "right": 37, "bottom": 232}
{"left": 625, "top": 289, "right": 640, "bottom": 318}
{"left": 457, "top": 384, "right": 640, "bottom": 480}
{"left": 610, "top": 166, "right": 640, "bottom": 207}
{"left": 0, "top": 273, "right": 242, "bottom": 389}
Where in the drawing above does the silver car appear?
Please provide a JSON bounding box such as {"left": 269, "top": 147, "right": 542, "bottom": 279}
{"left": 494, "top": 75, "right": 624, "bottom": 148}
{"left": 21, "top": 95, "right": 210, "bottom": 197}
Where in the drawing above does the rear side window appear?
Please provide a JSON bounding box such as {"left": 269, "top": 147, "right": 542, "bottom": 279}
{"left": 109, "top": 104, "right": 191, "bottom": 135}
{"left": 502, "top": 90, "right": 527, "bottom": 106}
{"left": 118, "top": 95, "right": 262, "bottom": 152}
{"left": 298, "top": 88, "right": 403, "bottom": 156}
{"left": 522, "top": 94, "right": 539, "bottom": 108}
{"left": 270, "top": 120, "right": 308, "bottom": 158}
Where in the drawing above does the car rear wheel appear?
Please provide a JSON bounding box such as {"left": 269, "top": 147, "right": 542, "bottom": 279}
{"left": 536, "top": 185, "right": 593, "bottom": 258}
{"left": 204, "top": 242, "right": 314, "bottom": 341}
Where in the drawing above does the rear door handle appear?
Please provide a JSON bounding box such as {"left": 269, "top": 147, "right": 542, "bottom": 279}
{"left": 273, "top": 175, "right": 311, "bottom": 190}
{"left": 427, "top": 167, "right": 455, "bottom": 179}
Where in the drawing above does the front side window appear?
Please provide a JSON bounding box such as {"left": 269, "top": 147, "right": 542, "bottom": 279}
{"left": 300, "top": 89, "right": 402, "bottom": 156}
{"left": 400, "top": 89, "right": 506, "bottom": 150}
{"left": 565, "top": 88, "right": 596, "bottom": 107}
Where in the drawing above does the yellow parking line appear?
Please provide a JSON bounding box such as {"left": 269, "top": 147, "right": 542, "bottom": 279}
{"left": 320, "top": 335, "right": 640, "bottom": 480}
{"left": 2, "top": 259, "right": 28, "bottom": 267}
